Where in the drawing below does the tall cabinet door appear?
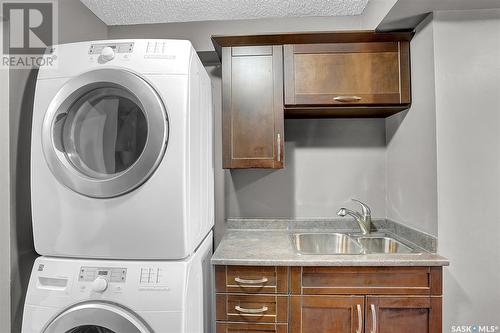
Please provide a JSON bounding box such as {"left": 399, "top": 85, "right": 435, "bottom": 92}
{"left": 290, "top": 296, "right": 365, "bottom": 333}
{"left": 366, "top": 296, "right": 442, "bottom": 333}
{"left": 222, "top": 45, "right": 284, "bottom": 169}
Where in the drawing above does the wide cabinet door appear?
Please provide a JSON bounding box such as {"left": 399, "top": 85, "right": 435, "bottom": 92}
{"left": 284, "top": 42, "right": 410, "bottom": 106}
{"left": 290, "top": 296, "right": 364, "bottom": 333}
{"left": 222, "top": 45, "right": 284, "bottom": 169}
{"left": 366, "top": 296, "right": 441, "bottom": 333}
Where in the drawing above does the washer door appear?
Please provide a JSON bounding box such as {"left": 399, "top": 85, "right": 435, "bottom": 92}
{"left": 42, "top": 69, "right": 168, "bottom": 198}
{"left": 43, "top": 302, "right": 151, "bottom": 333}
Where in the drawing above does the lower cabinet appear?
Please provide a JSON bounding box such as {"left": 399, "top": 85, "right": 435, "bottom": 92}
{"left": 366, "top": 296, "right": 442, "bottom": 333}
{"left": 290, "top": 296, "right": 364, "bottom": 333}
{"left": 216, "top": 323, "right": 288, "bottom": 333}
{"left": 289, "top": 295, "right": 441, "bottom": 333}
{"left": 214, "top": 266, "right": 443, "bottom": 333}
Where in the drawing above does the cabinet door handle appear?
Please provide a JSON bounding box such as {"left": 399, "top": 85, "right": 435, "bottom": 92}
{"left": 235, "top": 305, "right": 268, "bottom": 314}
{"left": 234, "top": 277, "right": 268, "bottom": 285}
{"left": 370, "top": 304, "right": 377, "bottom": 333}
{"left": 277, "top": 133, "right": 281, "bottom": 162}
{"left": 356, "top": 304, "right": 362, "bottom": 333}
{"left": 333, "top": 95, "right": 362, "bottom": 102}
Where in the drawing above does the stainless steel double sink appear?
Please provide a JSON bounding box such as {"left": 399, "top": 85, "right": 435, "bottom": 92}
{"left": 291, "top": 232, "right": 418, "bottom": 255}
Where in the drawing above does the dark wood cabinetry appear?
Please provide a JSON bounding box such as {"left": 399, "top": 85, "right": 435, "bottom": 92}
{"left": 216, "top": 322, "right": 288, "bottom": 333}
{"left": 214, "top": 265, "right": 442, "bottom": 333}
{"left": 366, "top": 296, "right": 442, "bottom": 333}
{"left": 216, "top": 294, "right": 289, "bottom": 323}
{"left": 222, "top": 46, "right": 284, "bottom": 169}
{"left": 290, "top": 296, "right": 364, "bottom": 333}
{"left": 283, "top": 41, "right": 411, "bottom": 117}
{"left": 214, "top": 31, "right": 413, "bottom": 168}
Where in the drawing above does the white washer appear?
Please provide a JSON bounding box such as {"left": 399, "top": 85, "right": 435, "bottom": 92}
{"left": 22, "top": 232, "right": 213, "bottom": 333}
{"left": 31, "top": 40, "right": 214, "bottom": 259}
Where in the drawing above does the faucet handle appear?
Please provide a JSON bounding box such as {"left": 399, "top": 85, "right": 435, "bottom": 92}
{"left": 351, "top": 199, "right": 371, "bottom": 217}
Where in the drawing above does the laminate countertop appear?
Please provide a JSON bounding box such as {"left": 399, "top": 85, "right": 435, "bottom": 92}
{"left": 211, "top": 219, "right": 450, "bottom": 267}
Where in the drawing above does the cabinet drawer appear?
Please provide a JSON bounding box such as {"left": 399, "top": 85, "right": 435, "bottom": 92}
{"left": 216, "top": 266, "right": 289, "bottom": 294}
{"left": 216, "top": 294, "right": 288, "bottom": 323}
{"left": 292, "top": 267, "right": 441, "bottom": 295}
{"left": 216, "top": 322, "right": 288, "bottom": 333}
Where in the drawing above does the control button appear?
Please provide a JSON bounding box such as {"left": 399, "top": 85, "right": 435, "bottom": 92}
{"left": 100, "top": 46, "right": 115, "bottom": 61}
{"left": 154, "top": 42, "right": 160, "bottom": 53}
{"left": 146, "top": 42, "right": 154, "bottom": 53}
{"left": 91, "top": 277, "right": 108, "bottom": 293}
{"left": 111, "top": 285, "right": 123, "bottom": 293}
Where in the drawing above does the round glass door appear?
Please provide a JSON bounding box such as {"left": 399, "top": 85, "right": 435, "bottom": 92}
{"left": 42, "top": 69, "right": 168, "bottom": 198}
{"left": 43, "top": 302, "right": 151, "bottom": 333}
{"left": 62, "top": 87, "right": 147, "bottom": 178}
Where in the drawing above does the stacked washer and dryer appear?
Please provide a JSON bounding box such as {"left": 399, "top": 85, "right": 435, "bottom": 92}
{"left": 22, "top": 40, "right": 214, "bottom": 333}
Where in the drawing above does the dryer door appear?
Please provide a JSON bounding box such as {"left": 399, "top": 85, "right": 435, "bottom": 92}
{"left": 43, "top": 302, "right": 152, "bottom": 333}
{"left": 42, "top": 68, "right": 168, "bottom": 198}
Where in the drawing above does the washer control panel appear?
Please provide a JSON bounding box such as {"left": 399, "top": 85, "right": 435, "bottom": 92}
{"left": 79, "top": 266, "right": 127, "bottom": 283}
{"left": 139, "top": 267, "right": 169, "bottom": 290}
{"left": 146, "top": 41, "right": 168, "bottom": 54}
{"left": 89, "top": 42, "right": 134, "bottom": 55}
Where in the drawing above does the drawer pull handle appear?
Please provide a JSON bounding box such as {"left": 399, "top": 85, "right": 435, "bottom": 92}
{"left": 333, "top": 95, "right": 362, "bottom": 102}
{"left": 234, "top": 277, "right": 268, "bottom": 285}
{"left": 235, "top": 305, "right": 269, "bottom": 314}
{"left": 356, "top": 304, "right": 362, "bottom": 333}
{"left": 370, "top": 304, "right": 377, "bottom": 333}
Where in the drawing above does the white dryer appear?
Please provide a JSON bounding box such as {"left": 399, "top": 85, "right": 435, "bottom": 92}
{"left": 22, "top": 232, "right": 212, "bottom": 333}
{"left": 31, "top": 40, "right": 214, "bottom": 259}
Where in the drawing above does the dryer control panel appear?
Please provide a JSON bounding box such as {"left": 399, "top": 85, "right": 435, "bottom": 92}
{"left": 79, "top": 266, "right": 127, "bottom": 283}
{"left": 88, "top": 42, "right": 134, "bottom": 55}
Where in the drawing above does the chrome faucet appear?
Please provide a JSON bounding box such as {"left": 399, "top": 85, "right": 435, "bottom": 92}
{"left": 337, "top": 199, "right": 372, "bottom": 235}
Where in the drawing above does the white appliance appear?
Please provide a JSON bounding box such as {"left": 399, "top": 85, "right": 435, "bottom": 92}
{"left": 22, "top": 232, "right": 212, "bottom": 333}
{"left": 31, "top": 40, "right": 214, "bottom": 259}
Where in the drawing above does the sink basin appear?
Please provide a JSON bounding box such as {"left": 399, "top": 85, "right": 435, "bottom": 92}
{"left": 292, "top": 233, "right": 364, "bottom": 255}
{"left": 291, "top": 233, "right": 418, "bottom": 255}
{"left": 355, "top": 236, "right": 414, "bottom": 254}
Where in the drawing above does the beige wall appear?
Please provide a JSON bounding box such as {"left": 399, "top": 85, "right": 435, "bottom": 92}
{"left": 1, "top": 65, "right": 11, "bottom": 333}
{"left": 385, "top": 14, "right": 438, "bottom": 236}
{"left": 434, "top": 9, "right": 500, "bottom": 329}
{"left": 226, "top": 119, "right": 387, "bottom": 220}
{"left": 7, "top": 1, "right": 107, "bottom": 331}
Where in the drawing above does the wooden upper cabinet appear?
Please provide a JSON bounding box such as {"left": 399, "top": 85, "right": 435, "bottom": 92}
{"left": 214, "top": 31, "right": 414, "bottom": 168}
{"left": 284, "top": 41, "right": 411, "bottom": 117}
{"left": 290, "top": 296, "right": 365, "bottom": 333}
{"left": 222, "top": 45, "right": 284, "bottom": 169}
{"left": 366, "top": 296, "right": 442, "bottom": 333}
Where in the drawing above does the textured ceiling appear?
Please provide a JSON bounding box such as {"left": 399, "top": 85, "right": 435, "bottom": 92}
{"left": 80, "top": 0, "right": 370, "bottom": 25}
